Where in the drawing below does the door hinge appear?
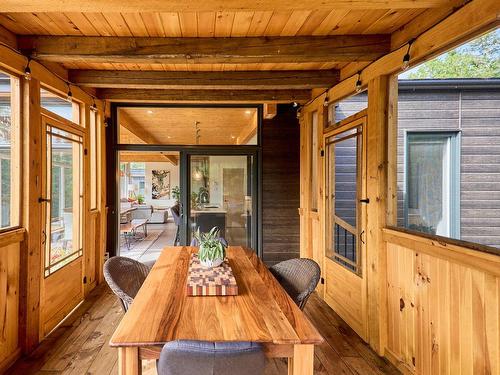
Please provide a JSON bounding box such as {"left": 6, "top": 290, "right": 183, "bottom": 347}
{"left": 84, "top": 148, "right": 88, "bottom": 155}
{"left": 320, "top": 149, "right": 325, "bottom": 157}
{"left": 83, "top": 276, "right": 87, "bottom": 284}
{"left": 321, "top": 277, "right": 325, "bottom": 285}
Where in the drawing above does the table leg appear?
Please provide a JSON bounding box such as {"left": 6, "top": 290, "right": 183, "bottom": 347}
{"left": 288, "top": 344, "right": 314, "bottom": 375}
{"left": 118, "top": 347, "right": 142, "bottom": 375}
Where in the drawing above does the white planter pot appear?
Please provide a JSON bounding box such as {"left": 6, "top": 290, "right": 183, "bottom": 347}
{"left": 200, "top": 257, "right": 224, "bottom": 268}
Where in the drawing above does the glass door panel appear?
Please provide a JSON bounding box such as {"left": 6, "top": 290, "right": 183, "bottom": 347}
{"left": 44, "top": 126, "right": 83, "bottom": 276}
{"left": 188, "top": 155, "right": 254, "bottom": 247}
{"left": 326, "top": 126, "right": 363, "bottom": 274}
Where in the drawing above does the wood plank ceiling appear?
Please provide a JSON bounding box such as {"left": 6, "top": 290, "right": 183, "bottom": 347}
{"left": 0, "top": 9, "right": 424, "bottom": 72}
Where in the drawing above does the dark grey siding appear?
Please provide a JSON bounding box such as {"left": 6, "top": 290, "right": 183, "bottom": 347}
{"left": 333, "top": 80, "right": 500, "bottom": 250}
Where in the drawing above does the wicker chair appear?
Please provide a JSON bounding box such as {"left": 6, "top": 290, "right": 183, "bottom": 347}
{"left": 269, "top": 258, "right": 321, "bottom": 310}
{"left": 157, "top": 340, "right": 265, "bottom": 375}
{"left": 103, "top": 256, "right": 151, "bottom": 312}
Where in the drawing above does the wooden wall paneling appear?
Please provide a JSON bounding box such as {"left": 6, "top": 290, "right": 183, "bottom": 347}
{"left": 0, "top": 242, "right": 21, "bottom": 373}
{"left": 384, "top": 230, "right": 500, "bottom": 375}
{"left": 366, "top": 76, "right": 390, "bottom": 355}
{"left": 20, "top": 78, "right": 42, "bottom": 354}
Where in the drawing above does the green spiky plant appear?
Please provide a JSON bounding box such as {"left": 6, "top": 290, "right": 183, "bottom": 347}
{"left": 194, "top": 227, "right": 227, "bottom": 267}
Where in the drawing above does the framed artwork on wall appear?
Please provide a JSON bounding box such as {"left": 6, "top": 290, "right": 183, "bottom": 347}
{"left": 152, "top": 170, "right": 170, "bottom": 199}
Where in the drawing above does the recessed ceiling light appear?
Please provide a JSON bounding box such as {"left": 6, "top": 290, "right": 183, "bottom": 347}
{"left": 231, "top": 135, "right": 236, "bottom": 139}
{"left": 167, "top": 136, "right": 172, "bottom": 139}
{"left": 245, "top": 110, "right": 251, "bottom": 114}
{"left": 147, "top": 110, "right": 153, "bottom": 114}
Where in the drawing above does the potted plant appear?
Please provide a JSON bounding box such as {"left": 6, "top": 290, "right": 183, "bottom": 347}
{"left": 172, "top": 186, "right": 180, "bottom": 203}
{"left": 136, "top": 194, "right": 145, "bottom": 205}
{"left": 194, "top": 227, "right": 227, "bottom": 268}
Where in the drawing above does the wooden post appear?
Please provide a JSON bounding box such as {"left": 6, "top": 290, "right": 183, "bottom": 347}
{"left": 118, "top": 347, "right": 142, "bottom": 375}
{"left": 288, "top": 344, "right": 314, "bottom": 375}
{"left": 19, "top": 78, "right": 42, "bottom": 353}
{"left": 365, "top": 75, "right": 393, "bottom": 355}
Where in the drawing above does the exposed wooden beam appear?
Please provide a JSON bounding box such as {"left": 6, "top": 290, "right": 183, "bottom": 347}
{"left": 68, "top": 70, "right": 340, "bottom": 90}
{"left": 99, "top": 89, "right": 311, "bottom": 103}
{"left": 318, "top": 0, "right": 499, "bottom": 107}
{"left": 119, "top": 111, "right": 178, "bottom": 165}
{"left": 20, "top": 36, "right": 390, "bottom": 65}
{"left": 0, "top": 0, "right": 462, "bottom": 12}
{"left": 120, "top": 152, "right": 179, "bottom": 163}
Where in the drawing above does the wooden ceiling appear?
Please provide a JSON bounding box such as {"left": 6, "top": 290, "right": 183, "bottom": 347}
{"left": 118, "top": 107, "right": 258, "bottom": 145}
{"left": 1, "top": 9, "right": 423, "bottom": 72}
{"left": 0, "top": 1, "right": 467, "bottom": 102}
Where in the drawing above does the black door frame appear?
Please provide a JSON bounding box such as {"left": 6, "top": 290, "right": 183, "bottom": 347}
{"left": 106, "top": 103, "right": 263, "bottom": 258}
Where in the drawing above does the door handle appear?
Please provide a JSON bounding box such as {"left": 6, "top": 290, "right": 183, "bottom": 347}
{"left": 359, "top": 198, "right": 370, "bottom": 204}
{"left": 38, "top": 197, "right": 51, "bottom": 203}
{"left": 360, "top": 230, "right": 365, "bottom": 244}
{"left": 41, "top": 230, "right": 46, "bottom": 245}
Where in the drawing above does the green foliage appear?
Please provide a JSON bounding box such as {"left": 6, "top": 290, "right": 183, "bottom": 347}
{"left": 407, "top": 30, "right": 500, "bottom": 79}
{"left": 194, "top": 227, "right": 227, "bottom": 262}
{"left": 171, "top": 186, "right": 180, "bottom": 202}
{"left": 136, "top": 194, "right": 145, "bottom": 204}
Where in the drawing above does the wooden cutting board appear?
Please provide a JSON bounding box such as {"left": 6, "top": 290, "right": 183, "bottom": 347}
{"left": 186, "top": 253, "right": 238, "bottom": 296}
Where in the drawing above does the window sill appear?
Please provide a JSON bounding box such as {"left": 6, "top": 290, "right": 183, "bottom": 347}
{"left": 383, "top": 227, "right": 500, "bottom": 276}
{"left": 0, "top": 227, "right": 26, "bottom": 247}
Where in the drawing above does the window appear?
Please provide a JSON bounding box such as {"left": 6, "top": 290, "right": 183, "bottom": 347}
{"left": 394, "top": 30, "right": 500, "bottom": 250}
{"left": 310, "top": 111, "right": 318, "bottom": 211}
{"left": 0, "top": 70, "right": 20, "bottom": 230}
{"left": 328, "top": 91, "right": 368, "bottom": 125}
{"left": 89, "top": 109, "right": 99, "bottom": 210}
{"left": 41, "top": 88, "right": 79, "bottom": 123}
{"left": 45, "top": 125, "right": 83, "bottom": 276}
{"left": 404, "top": 132, "right": 460, "bottom": 238}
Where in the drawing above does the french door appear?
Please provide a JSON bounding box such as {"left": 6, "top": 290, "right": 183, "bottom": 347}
{"left": 323, "top": 114, "right": 368, "bottom": 340}
{"left": 40, "top": 114, "right": 85, "bottom": 338}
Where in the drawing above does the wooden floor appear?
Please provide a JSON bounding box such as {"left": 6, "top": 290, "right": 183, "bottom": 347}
{"left": 7, "top": 284, "right": 400, "bottom": 375}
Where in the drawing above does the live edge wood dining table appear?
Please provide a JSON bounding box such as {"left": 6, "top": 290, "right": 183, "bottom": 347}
{"left": 109, "top": 246, "right": 323, "bottom": 374}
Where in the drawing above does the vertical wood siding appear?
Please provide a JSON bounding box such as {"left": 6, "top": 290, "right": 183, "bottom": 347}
{"left": 262, "top": 105, "right": 300, "bottom": 265}
{"left": 335, "top": 82, "right": 500, "bottom": 250}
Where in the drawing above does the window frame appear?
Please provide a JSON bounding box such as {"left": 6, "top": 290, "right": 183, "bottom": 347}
{"left": 403, "top": 130, "right": 461, "bottom": 239}
{"left": 0, "top": 68, "right": 21, "bottom": 233}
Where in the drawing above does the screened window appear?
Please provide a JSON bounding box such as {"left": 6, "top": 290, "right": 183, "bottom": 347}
{"left": 0, "top": 70, "right": 20, "bottom": 230}
{"left": 89, "top": 109, "right": 99, "bottom": 210}
{"left": 310, "top": 111, "right": 319, "bottom": 211}
{"left": 41, "top": 88, "right": 79, "bottom": 123}
{"left": 404, "top": 132, "right": 460, "bottom": 238}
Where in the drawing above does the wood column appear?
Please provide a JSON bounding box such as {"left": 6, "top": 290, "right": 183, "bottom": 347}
{"left": 20, "top": 77, "right": 42, "bottom": 353}
{"left": 365, "top": 75, "right": 395, "bottom": 355}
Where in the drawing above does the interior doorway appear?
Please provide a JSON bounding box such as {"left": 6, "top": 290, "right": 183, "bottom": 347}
{"left": 109, "top": 104, "right": 262, "bottom": 260}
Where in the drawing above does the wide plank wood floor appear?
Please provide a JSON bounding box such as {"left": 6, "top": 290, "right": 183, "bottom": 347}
{"left": 7, "top": 283, "right": 400, "bottom": 375}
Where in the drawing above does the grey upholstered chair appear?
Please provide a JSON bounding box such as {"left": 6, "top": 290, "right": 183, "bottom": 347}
{"left": 269, "top": 258, "right": 321, "bottom": 310}
{"left": 157, "top": 341, "right": 265, "bottom": 375}
{"left": 103, "top": 256, "right": 151, "bottom": 312}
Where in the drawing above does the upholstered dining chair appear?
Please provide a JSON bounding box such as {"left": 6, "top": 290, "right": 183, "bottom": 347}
{"left": 157, "top": 340, "right": 265, "bottom": 375}
{"left": 269, "top": 258, "right": 321, "bottom": 310}
{"left": 103, "top": 256, "right": 151, "bottom": 312}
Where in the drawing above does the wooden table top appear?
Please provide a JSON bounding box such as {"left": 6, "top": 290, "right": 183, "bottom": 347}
{"left": 110, "top": 246, "right": 323, "bottom": 347}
